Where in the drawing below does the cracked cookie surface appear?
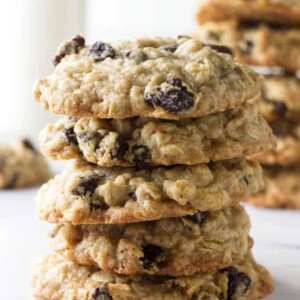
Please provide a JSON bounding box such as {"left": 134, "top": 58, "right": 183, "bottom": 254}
{"left": 31, "top": 252, "right": 273, "bottom": 300}
{"left": 50, "top": 205, "right": 250, "bottom": 276}
{"left": 36, "top": 158, "right": 263, "bottom": 224}
{"left": 33, "top": 35, "right": 261, "bottom": 119}
{"left": 197, "top": 21, "right": 300, "bottom": 72}
{"left": 196, "top": 0, "right": 300, "bottom": 26}
{"left": 40, "top": 104, "right": 276, "bottom": 167}
{"left": 248, "top": 166, "right": 300, "bottom": 209}
{"left": 0, "top": 139, "right": 50, "bottom": 189}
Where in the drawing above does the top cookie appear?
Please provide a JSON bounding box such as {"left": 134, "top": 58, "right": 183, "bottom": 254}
{"left": 33, "top": 35, "right": 261, "bottom": 120}
{"left": 196, "top": 0, "right": 300, "bottom": 26}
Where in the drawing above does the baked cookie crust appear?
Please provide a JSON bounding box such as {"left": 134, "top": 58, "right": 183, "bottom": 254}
{"left": 33, "top": 35, "right": 261, "bottom": 119}
{"left": 40, "top": 104, "right": 276, "bottom": 167}
{"left": 36, "top": 158, "right": 263, "bottom": 224}
{"left": 31, "top": 252, "right": 273, "bottom": 300}
{"left": 50, "top": 206, "right": 251, "bottom": 276}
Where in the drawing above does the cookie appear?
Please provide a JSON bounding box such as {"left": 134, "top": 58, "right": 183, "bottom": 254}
{"left": 251, "top": 120, "right": 300, "bottom": 166}
{"left": 40, "top": 104, "right": 276, "bottom": 167}
{"left": 196, "top": 0, "right": 300, "bottom": 26}
{"left": 247, "top": 166, "right": 300, "bottom": 209}
{"left": 197, "top": 20, "right": 300, "bottom": 72}
{"left": 36, "top": 158, "right": 263, "bottom": 224}
{"left": 33, "top": 35, "right": 262, "bottom": 120}
{"left": 260, "top": 74, "right": 300, "bottom": 122}
{"left": 31, "top": 252, "right": 273, "bottom": 300}
{"left": 0, "top": 139, "right": 50, "bottom": 189}
{"left": 50, "top": 205, "right": 251, "bottom": 276}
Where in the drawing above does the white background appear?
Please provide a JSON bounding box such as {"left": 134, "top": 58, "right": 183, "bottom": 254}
{"left": 0, "top": 0, "right": 300, "bottom": 299}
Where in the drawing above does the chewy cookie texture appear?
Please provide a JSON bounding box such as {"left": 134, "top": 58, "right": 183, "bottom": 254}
{"left": 32, "top": 33, "right": 274, "bottom": 300}
{"left": 40, "top": 104, "right": 275, "bottom": 167}
{"left": 50, "top": 205, "right": 251, "bottom": 276}
{"left": 33, "top": 35, "right": 262, "bottom": 119}
{"left": 31, "top": 252, "right": 273, "bottom": 300}
{"left": 36, "top": 158, "right": 263, "bottom": 224}
{"left": 0, "top": 139, "right": 50, "bottom": 189}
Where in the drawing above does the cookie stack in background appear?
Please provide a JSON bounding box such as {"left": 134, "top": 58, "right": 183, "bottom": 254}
{"left": 196, "top": 0, "right": 300, "bottom": 209}
{"left": 31, "top": 35, "right": 275, "bottom": 299}
{"left": 0, "top": 139, "right": 50, "bottom": 189}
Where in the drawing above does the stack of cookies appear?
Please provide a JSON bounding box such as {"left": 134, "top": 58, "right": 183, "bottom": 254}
{"left": 31, "top": 35, "right": 275, "bottom": 299}
{"left": 196, "top": 0, "right": 300, "bottom": 209}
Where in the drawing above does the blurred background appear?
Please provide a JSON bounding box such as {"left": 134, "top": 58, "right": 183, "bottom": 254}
{"left": 0, "top": 0, "right": 196, "bottom": 144}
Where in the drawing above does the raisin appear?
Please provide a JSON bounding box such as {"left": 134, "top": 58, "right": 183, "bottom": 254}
{"left": 160, "top": 44, "right": 178, "bottom": 53}
{"left": 89, "top": 198, "right": 109, "bottom": 211}
{"left": 78, "top": 132, "right": 102, "bottom": 145}
{"left": 240, "top": 40, "right": 254, "bottom": 55}
{"left": 262, "top": 90, "right": 288, "bottom": 118}
{"left": 140, "top": 244, "right": 166, "bottom": 270}
{"left": 186, "top": 212, "right": 203, "bottom": 224}
{"left": 63, "top": 127, "right": 78, "bottom": 145}
{"left": 273, "top": 101, "right": 288, "bottom": 117}
{"left": 72, "top": 176, "right": 99, "bottom": 196}
{"left": 89, "top": 284, "right": 112, "bottom": 300}
{"left": 53, "top": 35, "right": 85, "bottom": 66}
{"left": 237, "top": 272, "right": 252, "bottom": 294}
{"left": 110, "top": 136, "right": 129, "bottom": 160}
{"left": 128, "top": 192, "right": 137, "bottom": 201}
{"left": 204, "top": 44, "right": 233, "bottom": 56}
{"left": 21, "top": 139, "right": 36, "bottom": 151}
{"left": 88, "top": 41, "right": 116, "bottom": 62}
{"left": 144, "top": 77, "right": 194, "bottom": 113}
{"left": 132, "top": 145, "right": 151, "bottom": 164}
{"left": 224, "top": 267, "right": 252, "bottom": 300}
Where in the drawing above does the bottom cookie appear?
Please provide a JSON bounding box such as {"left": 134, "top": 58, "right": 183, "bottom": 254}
{"left": 248, "top": 166, "right": 300, "bottom": 209}
{"left": 0, "top": 139, "right": 50, "bottom": 189}
{"left": 31, "top": 252, "right": 273, "bottom": 300}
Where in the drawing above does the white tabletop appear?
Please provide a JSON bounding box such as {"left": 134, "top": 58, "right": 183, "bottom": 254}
{"left": 0, "top": 188, "right": 299, "bottom": 299}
